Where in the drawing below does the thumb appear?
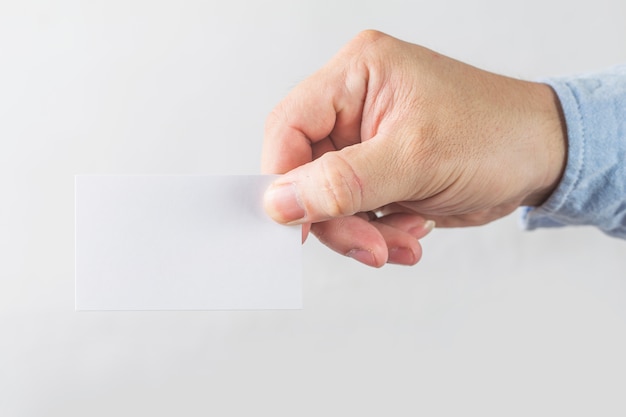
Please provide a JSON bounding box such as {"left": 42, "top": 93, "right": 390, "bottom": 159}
{"left": 264, "top": 137, "right": 407, "bottom": 224}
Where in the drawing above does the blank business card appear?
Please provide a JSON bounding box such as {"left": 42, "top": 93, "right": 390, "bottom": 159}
{"left": 75, "top": 175, "right": 301, "bottom": 310}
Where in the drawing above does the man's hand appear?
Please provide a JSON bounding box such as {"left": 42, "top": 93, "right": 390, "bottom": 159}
{"left": 262, "top": 30, "right": 567, "bottom": 267}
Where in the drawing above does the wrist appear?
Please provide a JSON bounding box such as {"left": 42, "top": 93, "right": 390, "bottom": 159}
{"left": 521, "top": 83, "right": 568, "bottom": 207}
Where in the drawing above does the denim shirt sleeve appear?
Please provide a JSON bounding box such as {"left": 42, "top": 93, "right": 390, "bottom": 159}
{"left": 519, "top": 65, "right": 626, "bottom": 239}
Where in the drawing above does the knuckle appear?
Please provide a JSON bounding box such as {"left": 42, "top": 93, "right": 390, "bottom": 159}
{"left": 318, "top": 153, "right": 364, "bottom": 218}
{"left": 346, "top": 30, "right": 391, "bottom": 62}
{"left": 354, "top": 29, "right": 387, "bottom": 45}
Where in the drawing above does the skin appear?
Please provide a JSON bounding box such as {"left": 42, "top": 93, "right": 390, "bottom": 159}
{"left": 262, "top": 30, "right": 567, "bottom": 268}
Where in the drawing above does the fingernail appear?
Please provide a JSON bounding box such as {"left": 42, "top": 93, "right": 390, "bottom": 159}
{"left": 346, "top": 248, "right": 376, "bottom": 266}
{"left": 264, "top": 183, "right": 306, "bottom": 224}
{"left": 388, "top": 247, "right": 418, "bottom": 265}
{"left": 409, "top": 220, "right": 436, "bottom": 239}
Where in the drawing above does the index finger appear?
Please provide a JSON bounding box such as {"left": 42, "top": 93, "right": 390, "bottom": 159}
{"left": 261, "top": 41, "right": 369, "bottom": 175}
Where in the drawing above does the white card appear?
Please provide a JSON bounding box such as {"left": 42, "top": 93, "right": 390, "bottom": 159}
{"left": 75, "top": 175, "right": 302, "bottom": 310}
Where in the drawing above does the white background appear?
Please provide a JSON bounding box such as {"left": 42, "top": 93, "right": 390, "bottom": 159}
{"left": 1, "top": 1, "right": 625, "bottom": 415}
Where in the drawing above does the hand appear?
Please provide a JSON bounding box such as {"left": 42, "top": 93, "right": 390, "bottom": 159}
{"left": 261, "top": 30, "right": 566, "bottom": 267}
